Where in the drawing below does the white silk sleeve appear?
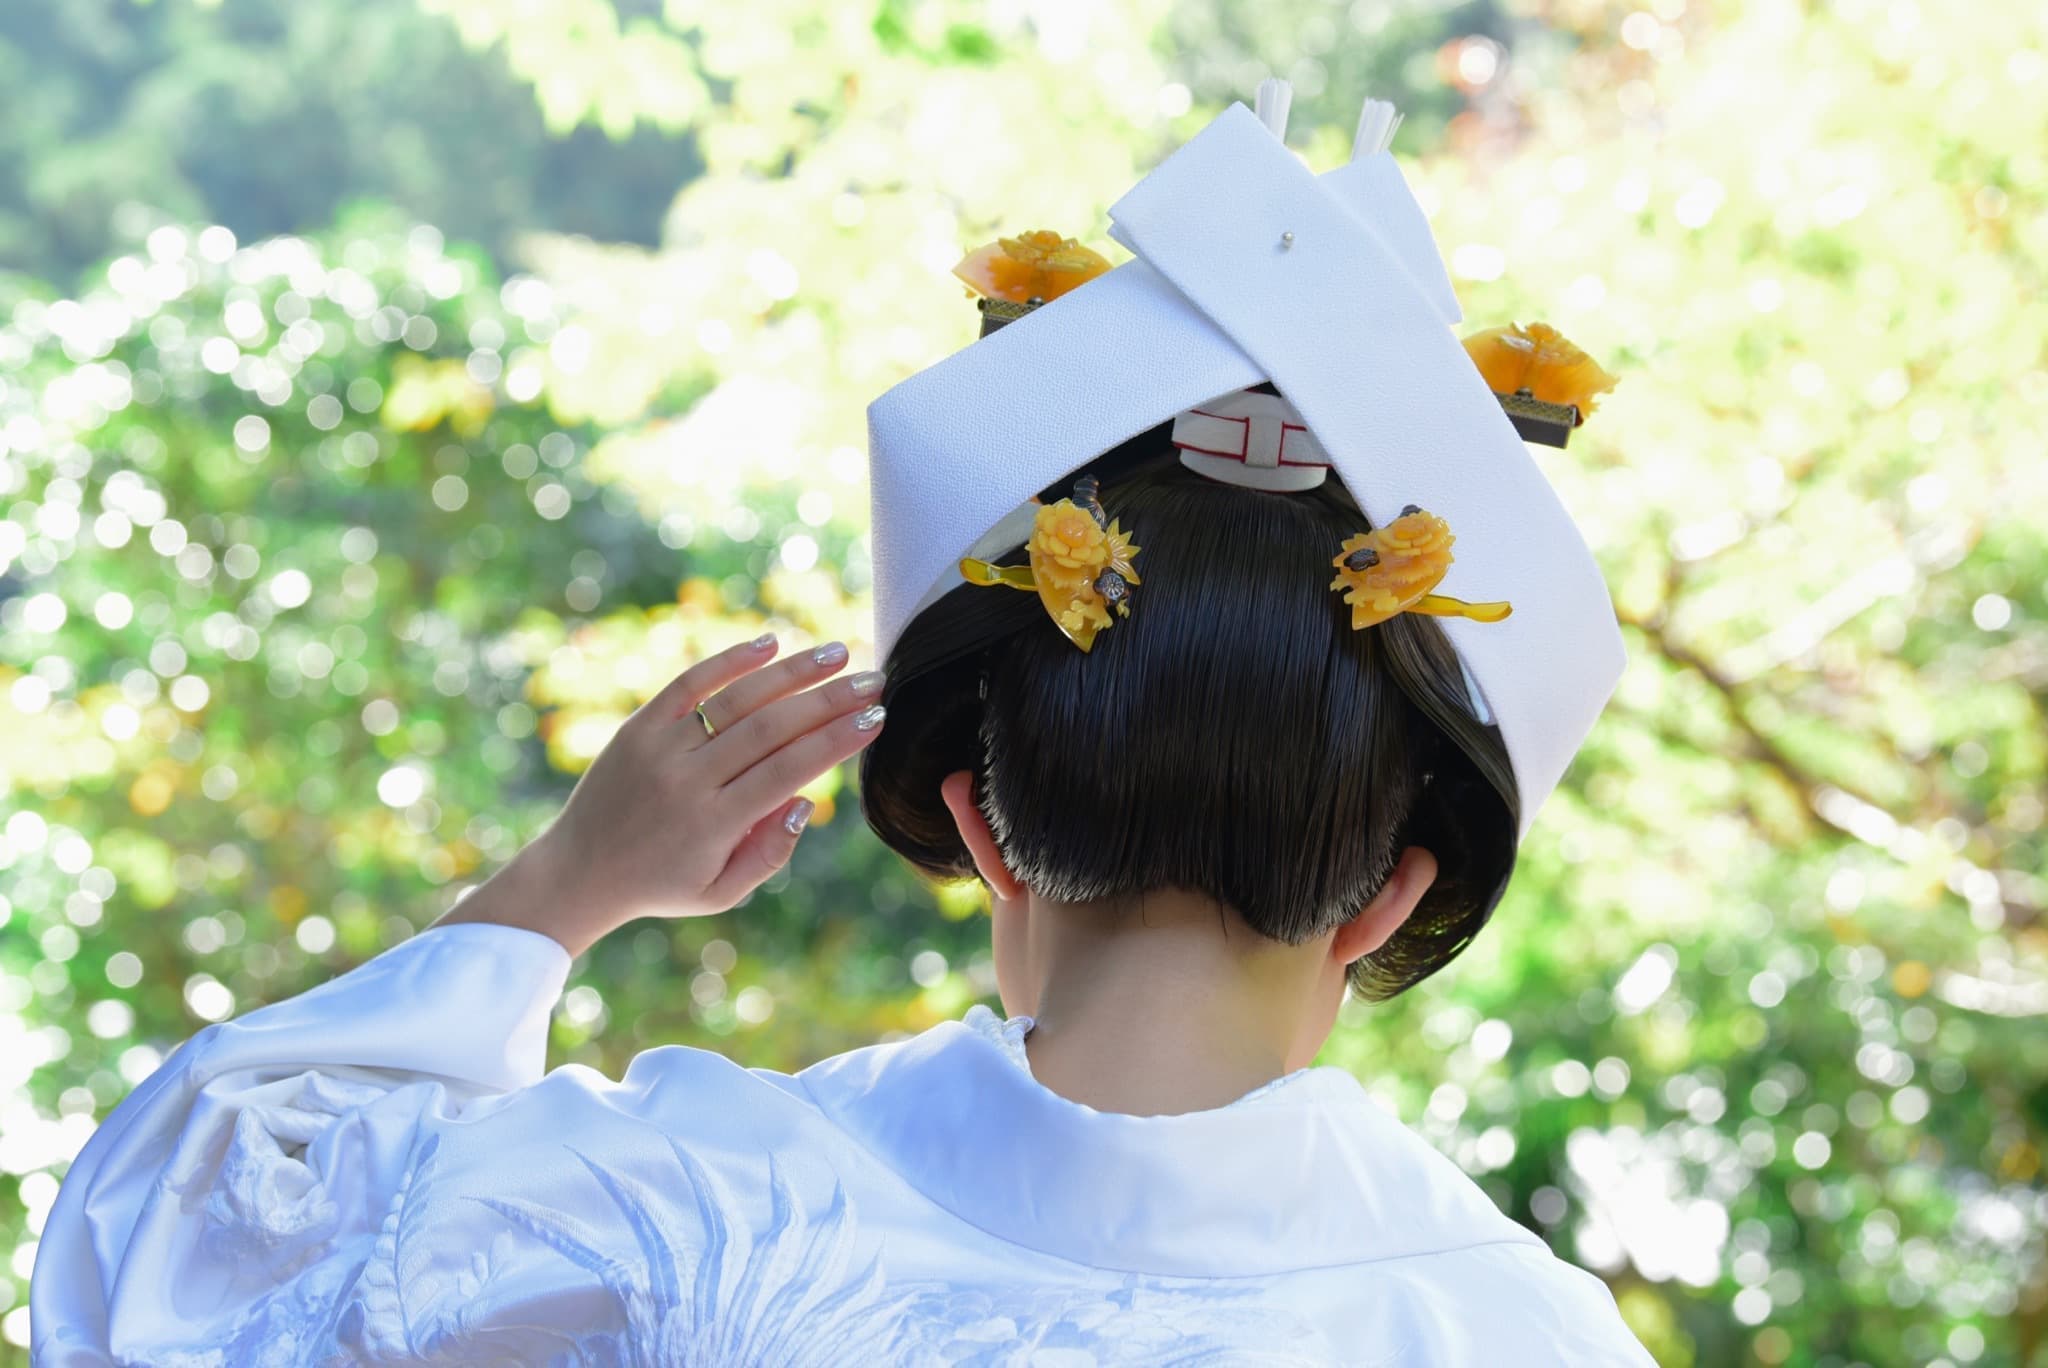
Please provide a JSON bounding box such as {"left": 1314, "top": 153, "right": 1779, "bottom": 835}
{"left": 28, "top": 921, "right": 572, "bottom": 1365}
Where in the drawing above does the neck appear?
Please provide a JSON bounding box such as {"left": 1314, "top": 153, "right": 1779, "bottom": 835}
{"left": 1011, "top": 888, "right": 1342, "bottom": 1116}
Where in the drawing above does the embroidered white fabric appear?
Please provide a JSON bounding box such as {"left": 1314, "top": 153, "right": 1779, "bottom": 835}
{"left": 31, "top": 923, "right": 1657, "bottom": 1365}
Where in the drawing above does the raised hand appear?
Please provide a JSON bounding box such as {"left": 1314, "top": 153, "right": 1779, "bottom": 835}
{"left": 436, "top": 632, "right": 885, "bottom": 957}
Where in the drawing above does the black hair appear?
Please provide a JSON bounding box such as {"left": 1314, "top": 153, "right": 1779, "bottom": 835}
{"left": 858, "top": 414, "right": 1520, "bottom": 1000}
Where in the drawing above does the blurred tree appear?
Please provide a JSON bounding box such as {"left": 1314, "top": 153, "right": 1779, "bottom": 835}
{"left": 0, "top": 0, "right": 699, "bottom": 286}
{"left": 1160, "top": 0, "right": 1510, "bottom": 148}
{"left": 3, "top": 0, "right": 2044, "bottom": 1362}
{"left": 1344, "top": 1, "right": 2048, "bottom": 1362}
{"left": 350, "top": 0, "right": 2048, "bottom": 1361}
{"left": 0, "top": 211, "right": 989, "bottom": 1349}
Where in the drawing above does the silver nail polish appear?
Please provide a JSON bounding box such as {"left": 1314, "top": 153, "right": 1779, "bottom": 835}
{"left": 783, "top": 798, "right": 814, "bottom": 835}
{"left": 812, "top": 640, "right": 848, "bottom": 667}
{"left": 849, "top": 670, "right": 884, "bottom": 697}
{"left": 752, "top": 631, "right": 776, "bottom": 649}
{"left": 852, "top": 703, "right": 886, "bottom": 731}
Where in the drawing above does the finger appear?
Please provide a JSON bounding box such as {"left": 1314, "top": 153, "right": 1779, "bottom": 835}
{"left": 701, "top": 666, "right": 883, "bottom": 787}
{"left": 701, "top": 796, "right": 812, "bottom": 909}
{"left": 718, "top": 702, "right": 886, "bottom": 826}
{"left": 644, "top": 631, "right": 780, "bottom": 736}
{"left": 697, "top": 640, "right": 850, "bottom": 743}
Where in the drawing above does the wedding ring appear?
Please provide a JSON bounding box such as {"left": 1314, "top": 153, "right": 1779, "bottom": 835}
{"left": 693, "top": 702, "right": 718, "bottom": 740}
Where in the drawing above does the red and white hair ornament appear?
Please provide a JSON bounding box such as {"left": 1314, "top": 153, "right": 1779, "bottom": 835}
{"left": 1170, "top": 388, "right": 1332, "bottom": 492}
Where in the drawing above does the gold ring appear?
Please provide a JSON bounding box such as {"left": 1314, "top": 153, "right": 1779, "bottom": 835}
{"left": 693, "top": 702, "right": 717, "bottom": 740}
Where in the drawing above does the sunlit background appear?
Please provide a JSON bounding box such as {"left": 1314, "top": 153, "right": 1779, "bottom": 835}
{"left": 2, "top": 0, "right": 2044, "bottom": 1362}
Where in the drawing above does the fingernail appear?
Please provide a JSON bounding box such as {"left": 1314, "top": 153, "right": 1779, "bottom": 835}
{"left": 812, "top": 640, "right": 848, "bottom": 667}
{"left": 783, "top": 798, "right": 814, "bottom": 835}
{"left": 852, "top": 703, "right": 886, "bottom": 731}
{"left": 850, "top": 670, "right": 884, "bottom": 697}
{"left": 751, "top": 631, "right": 776, "bottom": 650}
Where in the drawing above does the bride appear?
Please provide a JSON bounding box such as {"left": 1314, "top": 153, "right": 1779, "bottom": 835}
{"left": 30, "top": 82, "right": 1651, "bottom": 1365}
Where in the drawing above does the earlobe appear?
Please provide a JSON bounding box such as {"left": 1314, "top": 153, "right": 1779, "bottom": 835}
{"left": 939, "top": 770, "right": 1026, "bottom": 902}
{"left": 1332, "top": 845, "right": 1438, "bottom": 966}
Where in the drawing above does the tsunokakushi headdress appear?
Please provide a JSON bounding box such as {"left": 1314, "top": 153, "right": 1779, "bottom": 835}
{"left": 865, "top": 78, "right": 1627, "bottom": 844}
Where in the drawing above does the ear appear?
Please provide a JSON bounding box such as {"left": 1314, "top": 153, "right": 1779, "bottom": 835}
{"left": 1331, "top": 845, "right": 1439, "bottom": 966}
{"left": 939, "top": 770, "right": 1026, "bottom": 902}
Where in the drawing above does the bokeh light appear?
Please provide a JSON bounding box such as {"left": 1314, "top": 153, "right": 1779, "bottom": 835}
{"left": 3, "top": 0, "right": 2045, "bottom": 1361}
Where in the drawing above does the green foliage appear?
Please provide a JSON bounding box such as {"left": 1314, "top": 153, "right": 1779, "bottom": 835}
{"left": 0, "top": 214, "right": 985, "bottom": 1351}
{"left": 3, "top": 0, "right": 2046, "bottom": 1363}
{"left": 0, "top": 1, "right": 699, "bottom": 287}
{"left": 871, "top": 1, "right": 1000, "bottom": 65}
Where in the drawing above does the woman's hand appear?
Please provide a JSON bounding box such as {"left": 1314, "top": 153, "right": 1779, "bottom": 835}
{"left": 434, "top": 633, "right": 886, "bottom": 957}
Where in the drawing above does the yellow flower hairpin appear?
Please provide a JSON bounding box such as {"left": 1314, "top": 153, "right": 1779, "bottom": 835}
{"left": 1330, "top": 505, "right": 1511, "bottom": 630}
{"left": 961, "top": 474, "right": 1141, "bottom": 652}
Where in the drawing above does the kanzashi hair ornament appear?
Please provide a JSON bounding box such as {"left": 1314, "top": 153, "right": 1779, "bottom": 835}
{"left": 1330, "top": 504, "right": 1511, "bottom": 631}
{"left": 953, "top": 228, "right": 1115, "bottom": 339}
{"left": 1461, "top": 321, "right": 1620, "bottom": 448}
{"left": 959, "top": 472, "right": 1142, "bottom": 653}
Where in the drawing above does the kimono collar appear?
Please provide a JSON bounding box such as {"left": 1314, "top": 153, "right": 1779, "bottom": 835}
{"left": 796, "top": 1017, "right": 1542, "bottom": 1278}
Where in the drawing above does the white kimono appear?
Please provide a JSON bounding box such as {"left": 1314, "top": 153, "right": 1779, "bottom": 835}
{"left": 31, "top": 923, "right": 1655, "bottom": 1365}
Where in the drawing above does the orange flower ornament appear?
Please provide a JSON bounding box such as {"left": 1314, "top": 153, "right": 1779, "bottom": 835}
{"left": 1460, "top": 321, "right": 1618, "bottom": 417}
{"left": 1330, "top": 505, "right": 1511, "bottom": 630}
{"left": 961, "top": 475, "right": 1140, "bottom": 651}
{"left": 953, "top": 229, "right": 1114, "bottom": 305}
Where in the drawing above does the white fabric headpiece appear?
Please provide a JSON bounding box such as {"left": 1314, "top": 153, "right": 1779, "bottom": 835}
{"left": 864, "top": 88, "right": 1627, "bottom": 841}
